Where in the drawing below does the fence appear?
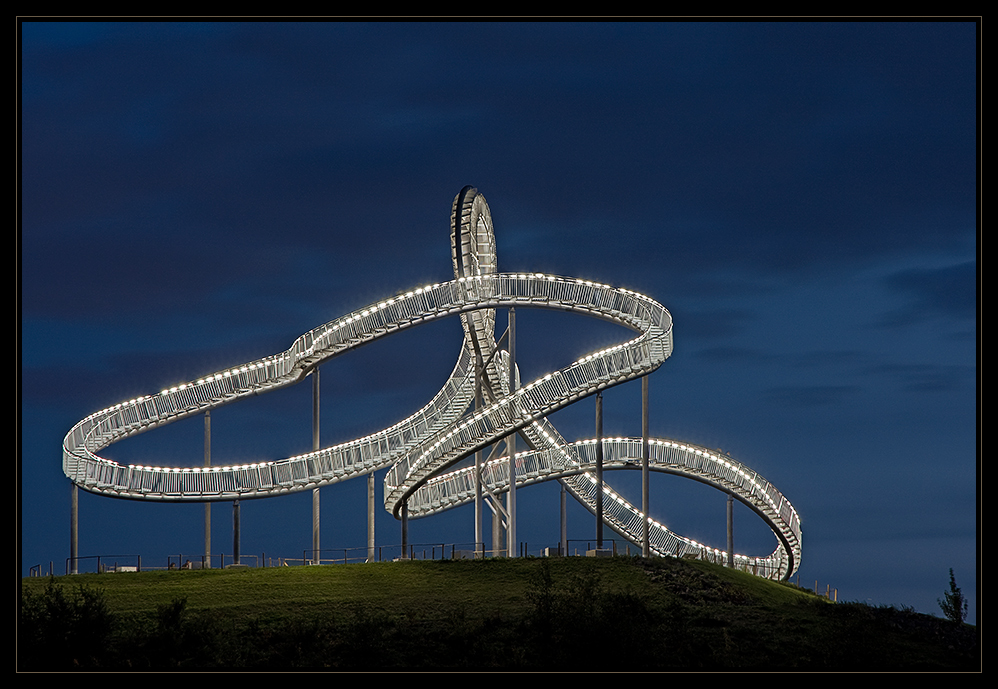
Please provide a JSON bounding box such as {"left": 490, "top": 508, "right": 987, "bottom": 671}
{"left": 813, "top": 580, "right": 838, "bottom": 602}
{"left": 46, "top": 538, "right": 808, "bottom": 577}
{"left": 302, "top": 542, "right": 493, "bottom": 565}
{"left": 60, "top": 552, "right": 270, "bottom": 574}
{"left": 27, "top": 563, "right": 55, "bottom": 577}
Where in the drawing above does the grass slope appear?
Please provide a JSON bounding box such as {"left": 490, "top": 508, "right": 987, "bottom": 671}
{"left": 19, "top": 556, "right": 979, "bottom": 671}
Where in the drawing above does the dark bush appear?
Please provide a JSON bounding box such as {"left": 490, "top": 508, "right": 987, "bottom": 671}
{"left": 19, "top": 578, "right": 116, "bottom": 669}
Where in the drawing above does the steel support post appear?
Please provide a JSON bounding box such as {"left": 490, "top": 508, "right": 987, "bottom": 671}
{"left": 233, "top": 499, "right": 241, "bottom": 565}
{"left": 492, "top": 509, "right": 504, "bottom": 557}
{"left": 642, "top": 375, "right": 650, "bottom": 558}
{"left": 401, "top": 500, "right": 408, "bottom": 558}
{"left": 474, "top": 363, "right": 483, "bottom": 554}
{"left": 507, "top": 307, "right": 516, "bottom": 557}
{"left": 204, "top": 410, "right": 211, "bottom": 569}
{"left": 368, "top": 471, "right": 375, "bottom": 562}
{"left": 596, "top": 391, "right": 604, "bottom": 548}
{"left": 312, "top": 368, "right": 320, "bottom": 563}
{"left": 560, "top": 480, "right": 567, "bottom": 556}
{"left": 727, "top": 492, "right": 734, "bottom": 568}
{"left": 70, "top": 482, "right": 78, "bottom": 574}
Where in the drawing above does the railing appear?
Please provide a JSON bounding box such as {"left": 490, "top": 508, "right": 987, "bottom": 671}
{"left": 60, "top": 553, "right": 276, "bottom": 573}
{"left": 65, "top": 554, "right": 142, "bottom": 574}
{"left": 63, "top": 274, "right": 671, "bottom": 505}
{"left": 305, "top": 542, "right": 492, "bottom": 563}
{"left": 409, "top": 437, "right": 800, "bottom": 581}
{"left": 59, "top": 186, "right": 800, "bottom": 582}
{"left": 47, "top": 539, "right": 793, "bottom": 575}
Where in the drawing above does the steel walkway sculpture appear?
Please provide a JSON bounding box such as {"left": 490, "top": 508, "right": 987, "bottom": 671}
{"left": 62, "top": 187, "right": 801, "bottom": 580}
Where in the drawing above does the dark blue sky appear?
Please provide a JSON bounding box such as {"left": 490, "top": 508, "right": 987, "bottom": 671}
{"left": 20, "top": 21, "right": 977, "bottom": 623}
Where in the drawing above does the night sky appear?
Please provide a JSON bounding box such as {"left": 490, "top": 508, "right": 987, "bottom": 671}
{"left": 20, "top": 21, "right": 978, "bottom": 623}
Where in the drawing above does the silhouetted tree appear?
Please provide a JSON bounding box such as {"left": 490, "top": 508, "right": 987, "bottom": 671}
{"left": 938, "top": 568, "right": 968, "bottom": 624}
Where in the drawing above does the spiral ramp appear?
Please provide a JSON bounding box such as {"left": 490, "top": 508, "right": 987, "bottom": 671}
{"left": 62, "top": 186, "right": 800, "bottom": 580}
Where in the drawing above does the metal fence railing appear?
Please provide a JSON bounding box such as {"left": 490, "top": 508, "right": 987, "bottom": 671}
{"left": 36, "top": 534, "right": 797, "bottom": 579}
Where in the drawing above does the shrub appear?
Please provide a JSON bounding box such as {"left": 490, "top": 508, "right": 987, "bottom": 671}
{"left": 19, "top": 578, "right": 116, "bottom": 669}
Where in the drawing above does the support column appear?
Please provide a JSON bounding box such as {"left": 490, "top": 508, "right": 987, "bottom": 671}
{"left": 312, "top": 369, "right": 320, "bottom": 564}
{"left": 204, "top": 410, "right": 211, "bottom": 569}
{"left": 726, "top": 492, "right": 734, "bottom": 568}
{"left": 492, "top": 510, "right": 504, "bottom": 557}
{"left": 474, "top": 364, "right": 483, "bottom": 554}
{"left": 401, "top": 500, "right": 408, "bottom": 559}
{"left": 233, "top": 499, "right": 241, "bottom": 566}
{"left": 507, "top": 307, "right": 517, "bottom": 558}
{"left": 560, "top": 480, "right": 567, "bottom": 556}
{"left": 367, "top": 472, "right": 375, "bottom": 562}
{"left": 642, "top": 375, "right": 650, "bottom": 558}
{"left": 595, "top": 391, "right": 604, "bottom": 548}
{"left": 70, "top": 483, "right": 78, "bottom": 574}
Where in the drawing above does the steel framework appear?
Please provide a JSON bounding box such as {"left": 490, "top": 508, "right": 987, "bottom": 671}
{"left": 62, "top": 186, "right": 801, "bottom": 580}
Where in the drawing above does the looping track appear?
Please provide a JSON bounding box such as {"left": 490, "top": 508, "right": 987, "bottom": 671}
{"left": 62, "top": 186, "right": 801, "bottom": 580}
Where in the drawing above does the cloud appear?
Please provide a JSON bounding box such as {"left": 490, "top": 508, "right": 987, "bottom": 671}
{"left": 863, "top": 362, "right": 975, "bottom": 394}
{"left": 763, "top": 384, "right": 862, "bottom": 407}
{"left": 880, "top": 260, "right": 977, "bottom": 325}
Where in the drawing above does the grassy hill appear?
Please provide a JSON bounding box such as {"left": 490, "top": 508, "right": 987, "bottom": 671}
{"left": 19, "top": 556, "right": 979, "bottom": 671}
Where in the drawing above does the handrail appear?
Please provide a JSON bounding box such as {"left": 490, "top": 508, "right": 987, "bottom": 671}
{"left": 61, "top": 187, "right": 800, "bottom": 580}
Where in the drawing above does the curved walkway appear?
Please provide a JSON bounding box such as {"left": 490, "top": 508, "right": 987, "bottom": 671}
{"left": 62, "top": 187, "right": 800, "bottom": 580}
